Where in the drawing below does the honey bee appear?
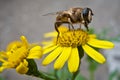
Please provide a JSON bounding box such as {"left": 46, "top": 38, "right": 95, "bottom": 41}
{"left": 54, "top": 7, "right": 94, "bottom": 35}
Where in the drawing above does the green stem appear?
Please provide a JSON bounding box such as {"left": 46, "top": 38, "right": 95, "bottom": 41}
{"left": 33, "top": 71, "right": 56, "bottom": 80}
{"left": 54, "top": 70, "right": 59, "bottom": 80}
{"left": 72, "top": 70, "right": 79, "bottom": 80}
{"left": 87, "top": 56, "right": 98, "bottom": 80}
{"left": 90, "top": 71, "right": 94, "bottom": 80}
{"left": 26, "top": 59, "right": 56, "bottom": 80}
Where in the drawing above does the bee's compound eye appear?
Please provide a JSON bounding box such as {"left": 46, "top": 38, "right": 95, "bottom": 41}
{"left": 82, "top": 8, "right": 92, "bottom": 23}
{"left": 82, "top": 8, "right": 89, "bottom": 16}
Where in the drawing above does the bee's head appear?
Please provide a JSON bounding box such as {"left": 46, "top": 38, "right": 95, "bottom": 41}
{"left": 82, "top": 8, "right": 94, "bottom": 23}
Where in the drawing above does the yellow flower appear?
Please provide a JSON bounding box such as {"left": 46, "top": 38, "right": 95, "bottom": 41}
{"left": 42, "top": 26, "right": 114, "bottom": 73}
{"left": 0, "top": 36, "right": 42, "bottom": 74}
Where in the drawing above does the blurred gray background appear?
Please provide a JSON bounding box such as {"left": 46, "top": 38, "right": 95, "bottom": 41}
{"left": 0, "top": 0, "right": 120, "bottom": 80}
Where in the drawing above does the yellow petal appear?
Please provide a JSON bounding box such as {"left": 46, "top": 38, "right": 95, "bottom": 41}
{"left": 88, "top": 34, "right": 97, "bottom": 38}
{"left": 6, "top": 41, "right": 22, "bottom": 51}
{"left": 54, "top": 47, "right": 71, "bottom": 69}
{"left": 0, "top": 58, "right": 6, "bottom": 63}
{"left": 44, "top": 31, "right": 57, "bottom": 38}
{"left": 2, "top": 62, "right": 10, "bottom": 67}
{"left": 20, "top": 36, "right": 28, "bottom": 47}
{"left": 27, "top": 46, "right": 43, "bottom": 59}
{"left": 43, "top": 42, "right": 55, "bottom": 49}
{"left": 43, "top": 45, "right": 58, "bottom": 54}
{"left": 68, "top": 48, "right": 80, "bottom": 73}
{"left": 42, "top": 41, "right": 53, "bottom": 45}
{"left": 0, "top": 51, "right": 8, "bottom": 58}
{"left": 23, "top": 59, "right": 28, "bottom": 67}
{"left": 87, "top": 38, "right": 114, "bottom": 49}
{"left": 82, "top": 44, "right": 106, "bottom": 64}
{"left": 29, "top": 43, "right": 41, "bottom": 48}
{"left": 16, "top": 59, "right": 28, "bottom": 74}
{"left": 44, "top": 26, "right": 68, "bottom": 38}
{"left": 0, "top": 67, "right": 6, "bottom": 72}
{"left": 42, "top": 47, "right": 63, "bottom": 65}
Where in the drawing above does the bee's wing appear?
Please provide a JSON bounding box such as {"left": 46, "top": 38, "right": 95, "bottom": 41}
{"left": 42, "top": 12, "right": 57, "bottom": 16}
{"left": 42, "top": 10, "right": 66, "bottom": 16}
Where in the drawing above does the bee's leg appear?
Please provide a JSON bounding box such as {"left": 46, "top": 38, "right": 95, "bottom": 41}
{"left": 68, "top": 24, "right": 71, "bottom": 30}
{"left": 84, "top": 22, "right": 89, "bottom": 31}
{"left": 68, "top": 18, "right": 74, "bottom": 30}
{"left": 54, "top": 21, "right": 62, "bottom": 39}
{"left": 55, "top": 22, "right": 59, "bottom": 33}
{"left": 68, "top": 18, "right": 75, "bottom": 35}
{"left": 79, "top": 23, "right": 81, "bottom": 29}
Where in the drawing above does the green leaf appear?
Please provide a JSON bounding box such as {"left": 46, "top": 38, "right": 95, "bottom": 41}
{"left": 87, "top": 56, "right": 99, "bottom": 72}
{"left": 109, "top": 70, "right": 118, "bottom": 80}
{"left": 58, "top": 64, "right": 72, "bottom": 80}
{"left": 75, "top": 74, "right": 87, "bottom": 80}
{"left": 0, "top": 75, "right": 5, "bottom": 80}
{"left": 48, "top": 64, "right": 73, "bottom": 80}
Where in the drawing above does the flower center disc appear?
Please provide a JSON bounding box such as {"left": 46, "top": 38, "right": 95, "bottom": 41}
{"left": 8, "top": 46, "right": 27, "bottom": 67}
{"left": 57, "top": 29, "right": 88, "bottom": 47}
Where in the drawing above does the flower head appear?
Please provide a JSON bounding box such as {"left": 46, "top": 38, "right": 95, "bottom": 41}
{"left": 0, "top": 36, "right": 42, "bottom": 74}
{"left": 42, "top": 26, "right": 114, "bottom": 73}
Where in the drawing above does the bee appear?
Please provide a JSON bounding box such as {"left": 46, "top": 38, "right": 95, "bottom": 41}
{"left": 54, "top": 7, "right": 94, "bottom": 35}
